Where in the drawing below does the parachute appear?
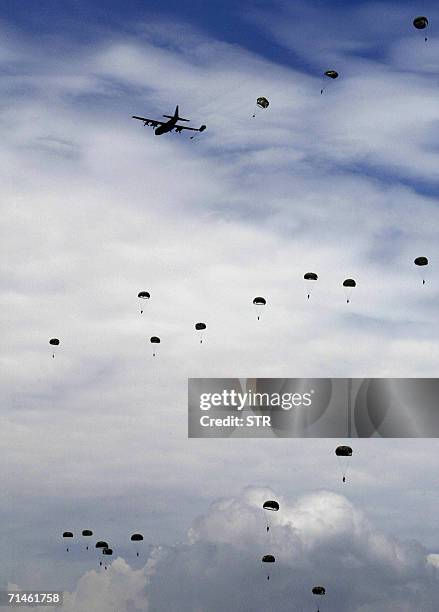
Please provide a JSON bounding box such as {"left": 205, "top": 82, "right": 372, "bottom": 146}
{"left": 63, "top": 531, "right": 73, "bottom": 552}
{"left": 95, "top": 541, "right": 109, "bottom": 567}
{"left": 342, "top": 278, "right": 356, "bottom": 304}
{"left": 253, "top": 296, "right": 266, "bottom": 321}
{"left": 138, "top": 291, "right": 150, "bottom": 314}
{"left": 263, "top": 500, "right": 279, "bottom": 532}
{"left": 312, "top": 586, "right": 326, "bottom": 611}
{"left": 195, "top": 322, "right": 207, "bottom": 344}
{"left": 82, "top": 529, "right": 93, "bottom": 550}
{"left": 414, "top": 256, "right": 428, "bottom": 285}
{"left": 321, "top": 70, "right": 339, "bottom": 94}
{"left": 253, "top": 96, "right": 269, "bottom": 117}
{"left": 102, "top": 548, "right": 113, "bottom": 570}
{"left": 304, "top": 272, "right": 318, "bottom": 300}
{"left": 131, "top": 533, "right": 144, "bottom": 557}
{"left": 335, "top": 445, "right": 353, "bottom": 482}
{"left": 413, "top": 16, "right": 428, "bottom": 41}
{"left": 150, "top": 336, "right": 160, "bottom": 357}
{"left": 262, "top": 554, "right": 275, "bottom": 580}
{"left": 49, "top": 338, "right": 60, "bottom": 359}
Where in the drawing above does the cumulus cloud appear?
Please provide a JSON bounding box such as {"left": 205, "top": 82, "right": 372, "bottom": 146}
{"left": 30, "top": 488, "right": 439, "bottom": 611}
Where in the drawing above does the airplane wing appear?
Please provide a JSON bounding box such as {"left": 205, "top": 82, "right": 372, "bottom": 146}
{"left": 175, "top": 124, "right": 207, "bottom": 133}
{"left": 132, "top": 116, "right": 163, "bottom": 127}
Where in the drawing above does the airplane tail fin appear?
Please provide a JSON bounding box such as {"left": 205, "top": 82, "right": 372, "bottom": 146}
{"left": 163, "top": 105, "right": 190, "bottom": 122}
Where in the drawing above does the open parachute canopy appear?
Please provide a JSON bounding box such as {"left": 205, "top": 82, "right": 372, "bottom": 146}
{"left": 304, "top": 272, "right": 318, "bottom": 281}
{"left": 62, "top": 532, "right": 73, "bottom": 538}
{"left": 195, "top": 322, "right": 206, "bottom": 331}
{"left": 312, "top": 586, "right": 326, "bottom": 596}
{"left": 253, "top": 296, "right": 266, "bottom": 306}
{"left": 130, "top": 534, "right": 144, "bottom": 542}
{"left": 95, "top": 541, "right": 108, "bottom": 549}
{"left": 263, "top": 500, "right": 279, "bottom": 511}
{"left": 102, "top": 548, "right": 113, "bottom": 556}
{"left": 342, "top": 279, "right": 356, "bottom": 288}
{"left": 256, "top": 97, "right": 270, "bottom": 109}
{"left": 138, "top": 291, "right": 150, "bottom": 299}
{"left": 414, "top": 256, "right": 428, "bottom": 266}
{"left": 262, "top": 555, "right": 275, "bottom": 563}
{"left": 49, "top": 338, "right": 60, "bottom": 346}
{"left": 335, "top": 445, "right": 353, "bottom": 457}
{"left": 82, "top": 530, "right": 93, "bottom": 537}
{"left": 324, "top": 70, "right": 338, "bottom": 79}
{"left": 150, "top": 336, "right": 160, "bottom": 344}
{"left": 413, "top": 15, "right": 428, "bottom": 29}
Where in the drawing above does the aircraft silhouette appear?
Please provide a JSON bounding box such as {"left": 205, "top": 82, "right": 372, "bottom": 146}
{"left": 132, "top": 106, "right": 206, "bottom": 137}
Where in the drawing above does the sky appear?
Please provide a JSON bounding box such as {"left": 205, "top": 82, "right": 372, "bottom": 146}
{"left": 2, "top": 0, "right": 439, "bottom": 610}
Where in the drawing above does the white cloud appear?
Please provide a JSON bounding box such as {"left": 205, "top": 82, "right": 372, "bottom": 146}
{"left": 29, "top": 488, "right": 439, "bottom": 611}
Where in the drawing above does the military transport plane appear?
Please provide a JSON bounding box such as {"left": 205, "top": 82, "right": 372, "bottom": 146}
{"left": 132, "top": 106, "right": 206, "bottom": 137}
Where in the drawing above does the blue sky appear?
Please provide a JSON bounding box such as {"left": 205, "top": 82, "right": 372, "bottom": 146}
{"left": 2, "top": 1, "right": 439, "bottom": 610}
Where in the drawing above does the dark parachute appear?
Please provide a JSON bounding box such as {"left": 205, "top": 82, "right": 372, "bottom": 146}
{"left": 195, "top": 322, "right": 207, "bottom": 344}
{"left": 253, "top": 296, "right": 267, "bottom": 321}
{"left": 96, "top": 541, "right": 109, "bottom": 567}
{"left": 138, "top": 291, "right": 150, "bottom": 314}
{"left": 82, "top": 529, "right": 93, "bottom": 550}
{"left": 304, "top": 272, "right": 318, "bottom": 300}
{"left": 102, "top": 548, "right": 113, "bottom": 570}
{"left": 413, "top": 16, "right": 428, "bottom": 41}
{"left": 335, "top": 445, "right": 352, "bottom": 456}
{"left": 257, "top": 97, "right": 270, "bottom": 109}
{"left": 263, "top": 500, "right": 279, "bottom": 511}
{"left": 321, "top": 70, "right": 339, "bottom": 94}
{"left": 63, "top": 531, "right": 73, "bottom": 552}
{"left": 262, "top": 554, "right": 275, "bottom": 581}
{"left": 414, "top": 256, "right": 428, "bottom": 285}
{"left": 150, "top": 336, "right": 160, "bottom": 357}
{"left": 335, "top": 445, "right": 353, "bottom": 483}
{"left": 263, "top": 500, "right": 279, "bottom": 532}
{"left": 312, "top": 586, "right": 326, "bottom": 611}
{"left": 49, "top": 338, "right": 60, "bottom": 359}
{"left": 312, "top": 586, "right": 326, "bottom": 595}
{"left": 131, "top": 533, "right": 144, "bottom": 557}
{"left": 342, "top": 278, "right": 356, "bottom": 304}
{"left": 253, "top": 96, "right": 269, "bottom": 117}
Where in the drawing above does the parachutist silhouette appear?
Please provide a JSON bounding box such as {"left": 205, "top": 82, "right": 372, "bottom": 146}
{"left": 307, "top": 294, "right": 310, "bottom": 299}
{"left": 267, "top": 526, "right": 269, "bottom": 532}
{"left": 423, "top": 279, "right": 425, "bottom": 285}
{"left": 343, "top": 476, "right": 346, "bottom": 483}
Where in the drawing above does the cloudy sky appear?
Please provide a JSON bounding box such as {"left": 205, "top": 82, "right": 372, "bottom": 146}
{"left": 2, "top": 0, "right": 439, "bottom": 610}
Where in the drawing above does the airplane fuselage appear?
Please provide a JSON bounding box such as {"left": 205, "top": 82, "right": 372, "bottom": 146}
{"left": 155, "top": 118, "right": 177, "bottom": 135}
